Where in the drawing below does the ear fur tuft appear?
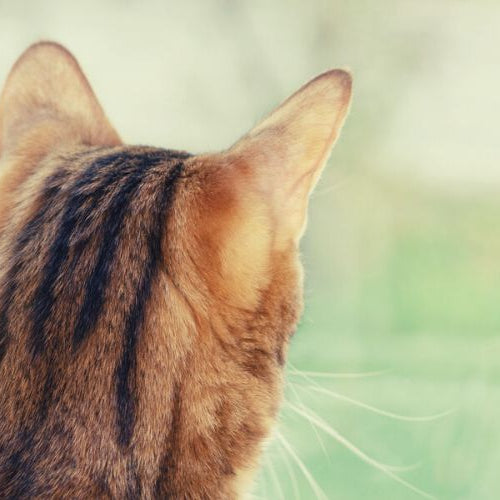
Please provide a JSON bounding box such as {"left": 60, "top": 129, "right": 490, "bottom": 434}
{"left": 0, "top": 41, "right": 121, "bottom": 154}
{"left": 227, "top": 69, "right": 352, "bottom": 245}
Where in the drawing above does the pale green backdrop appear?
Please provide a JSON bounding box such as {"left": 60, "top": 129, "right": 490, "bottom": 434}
{"left": 1, "top": 1, "right": 499, "bottom": 498}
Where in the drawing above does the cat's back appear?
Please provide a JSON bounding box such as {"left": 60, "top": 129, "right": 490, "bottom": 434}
{"left": 0, "top": 41, "right": 352, "bottom": 499}
{"left": 0, "top": 145, "right": 190, "bottom": 498}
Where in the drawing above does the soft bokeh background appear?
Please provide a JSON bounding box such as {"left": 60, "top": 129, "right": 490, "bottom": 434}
{"left": 1, "top": 1, "right": 499, "bottom": 498}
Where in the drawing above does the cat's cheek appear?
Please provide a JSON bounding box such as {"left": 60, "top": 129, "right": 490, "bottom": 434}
{"left": 232, "top": 463, "right": 261, "bottom": 499}
{"left": 231, "top": 415, "right": 280, "bottom": 499}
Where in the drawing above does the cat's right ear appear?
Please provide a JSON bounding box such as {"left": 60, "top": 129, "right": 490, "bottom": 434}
{"left": 0, "top": 42, "right": 121, "bottom": 155}
{"left": 223, "top": 69, "right": 352, "bottom": 249}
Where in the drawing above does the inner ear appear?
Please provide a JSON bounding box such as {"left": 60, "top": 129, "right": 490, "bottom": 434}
{"left": 226, "top": 69, "right": 352, "bottom": 247}
{"left": 0, "top": 41, "right": 121, "bottom": 154}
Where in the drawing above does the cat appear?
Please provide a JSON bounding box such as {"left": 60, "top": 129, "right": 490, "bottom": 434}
{"left": 0, "top": 42, "right": 351, "bottom": 499}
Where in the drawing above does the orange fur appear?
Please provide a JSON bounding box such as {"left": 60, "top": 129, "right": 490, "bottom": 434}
{"left": 0, "top": 42, "right": 351, "bottom": 498}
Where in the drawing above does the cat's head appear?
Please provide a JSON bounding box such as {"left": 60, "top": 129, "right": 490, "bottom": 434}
{"left": 0, "top": 41, "right": 351, "bottom": 318}
{"left": 0, "top": 42, "right": 351, "bottom": 496}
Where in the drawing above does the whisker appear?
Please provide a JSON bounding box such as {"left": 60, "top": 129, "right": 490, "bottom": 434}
{"left": 286, "top": 380, "right": 331, "bottom": 463}
{"left": 276, "top": 431, "right": 329, "bottom": 500}
{"left": 283, "top": 401, "right": 417, "bottom": 473}
{"left": 289, "top": 364, "right": 454, "bottom": 422}
{"left": 288, "top": 362, "right": 391, "bottom": 379}
{"left": 260, "top": 462, "right": 269, "bottom": 500}
{"left": 276, "top": 436, "right": 301, "bottom": 500}
{"left": 246, "top": 492, "right": 264, "bottom": 500}
{"left": 286, "top": 402, "right": 436, "bottom": 499}
{"left": 304, "top": 385, "right": 455, "bottom": 422}
{"left": 265, "top": 452, "right": 285, "bottom": 500}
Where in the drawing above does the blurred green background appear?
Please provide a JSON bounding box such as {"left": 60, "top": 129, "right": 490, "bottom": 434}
{"left": 1, "top": 1, "right": 499, "bottom": 498}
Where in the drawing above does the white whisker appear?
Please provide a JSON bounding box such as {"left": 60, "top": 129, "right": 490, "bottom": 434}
{"left": 289, "top": 364, "right": 454, "bottom": 422}
{"left": 265, "top": 453, "right": 285, "bottom": 500}
{"left": 283, "top": 401, "right": 418, "bottom": 473}
{"left": 287, "top": 380, "right": 331, "bottom": 463}
{"left": 305, "top": 385, "right": 455, "bottom": 422}
{"left": 288, "top": 363, "right": 391, "bottom": 379}
{"left": 276, "top": 431, "right": 329, "bottom": 500}
{"left": 286, "top": 402, "right": 436, "bottom": 499}
{"left": 277, "top": 437, "right": 301, "bottom": 500}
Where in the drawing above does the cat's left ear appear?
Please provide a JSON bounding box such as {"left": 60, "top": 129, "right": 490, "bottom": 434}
{"left": 227, "top": 69, "right": 352, "bottom": 247}
{"left": 0, "top": 42, "right": 121, "bottom": 155}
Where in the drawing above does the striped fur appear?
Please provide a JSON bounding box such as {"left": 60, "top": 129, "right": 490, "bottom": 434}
{"left": 0, "top": 42, "right": 352, "bottom": 498}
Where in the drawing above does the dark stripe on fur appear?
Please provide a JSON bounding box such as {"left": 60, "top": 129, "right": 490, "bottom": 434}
{"left": 71, "top": 152, "right": 170, "bottom": 350}
{"left": 1, "top": 429, "right": 36, "bottom": 498}
{"left": 1, "top": 149, "right": 189, "bottom": 495}
{"left": 29, "top": 150, "right": 164, "bottom": 356}
{"left": 153, "top": 382, "right": 183, "bottom": 498}
{"left": 1, "top": 416, "right": 74, "bottom": 498}
{"left": 29, "top": 152, "right": 125, "bottom": 356}
{"left": 116, "top": 162, "right": 184, "bottom": 448}
{"left": 0, "top": 169, "right": 68, "bottom": 366}
{"left": 125, "top": 457, "right": 142, "bottom": 500}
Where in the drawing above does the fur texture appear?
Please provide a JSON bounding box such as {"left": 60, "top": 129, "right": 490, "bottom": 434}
{"left": 0, "top": 42, "right": 351, "bottom": 498}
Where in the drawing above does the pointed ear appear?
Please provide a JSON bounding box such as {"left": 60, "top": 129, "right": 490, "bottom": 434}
{"left": 227, "top": 69, "right": 352, "bottom": 247}
{"left": 0, "top": 42, "right": 121, "bottom": 154}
